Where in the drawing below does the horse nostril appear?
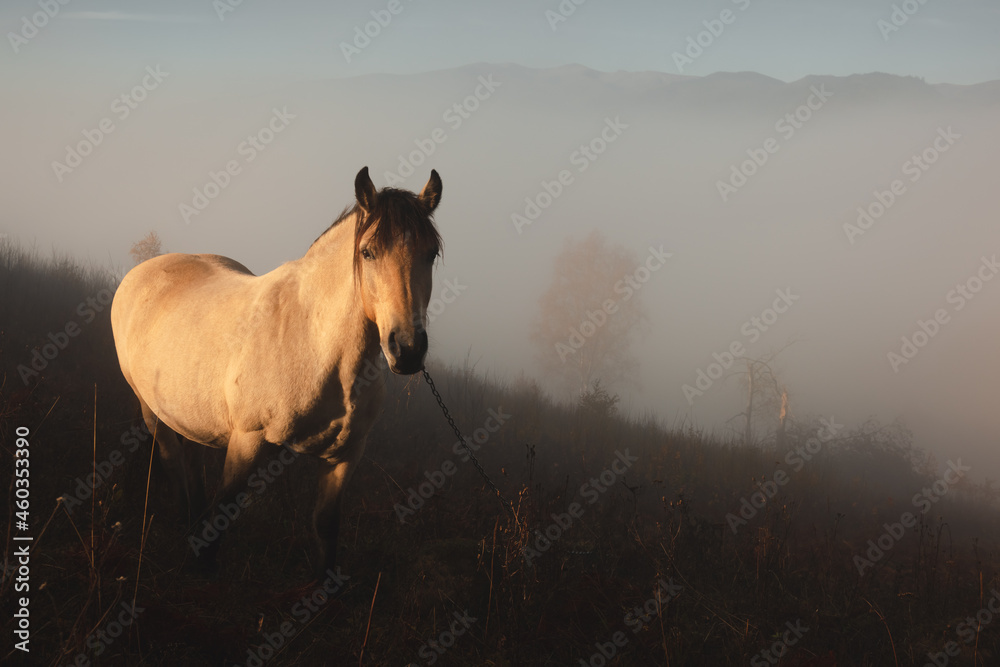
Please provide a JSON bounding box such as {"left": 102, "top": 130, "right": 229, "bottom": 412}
{"left": 387, "top": 330, "right": 399, "bottom": 355}
{"left": 417, "top": 329, "right": 428, "bottom": 350}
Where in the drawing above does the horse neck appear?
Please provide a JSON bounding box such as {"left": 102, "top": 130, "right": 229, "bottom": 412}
{"left": 296, "top": 214, "right": 380, "bottom": 374}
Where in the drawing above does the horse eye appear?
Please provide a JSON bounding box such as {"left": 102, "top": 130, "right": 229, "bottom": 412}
{"left": 426, "top": 250, "right": 438, "bottom": 263}
{"left": 361, "top": 248, "right": 375, "bottom": 261}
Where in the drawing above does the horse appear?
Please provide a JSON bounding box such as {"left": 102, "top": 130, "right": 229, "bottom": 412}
{"left": 111, "top": 166, "right": 442, "bottom": 578}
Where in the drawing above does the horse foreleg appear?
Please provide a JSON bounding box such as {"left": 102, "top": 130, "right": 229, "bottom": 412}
{"left": 194, "top": 430, "right": 268, "bottom": 571}
{"left": 313, "top": 445, "right": 363, "bottom": 580}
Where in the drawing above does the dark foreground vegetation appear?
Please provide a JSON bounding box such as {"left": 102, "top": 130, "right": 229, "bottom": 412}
{"left": 3, "top": 239, "right": 1000, "bottom": 667}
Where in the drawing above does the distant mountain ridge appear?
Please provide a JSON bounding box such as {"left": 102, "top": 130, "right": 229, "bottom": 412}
{"left": 333, "top": 63, "right": 1000, "bottom": 110}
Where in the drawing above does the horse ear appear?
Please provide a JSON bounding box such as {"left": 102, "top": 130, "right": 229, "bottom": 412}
{"left": 355, "top": 166, "right": 377, "bottom": 214}
{"left": 419, "top": 169, "right": 442, "bottom": 212}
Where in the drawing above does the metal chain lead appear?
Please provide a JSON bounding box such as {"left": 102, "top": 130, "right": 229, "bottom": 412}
{"left": 422, "top": 369, "right": 596, "bottom": 559}
{"left": 421, "top": 369, "right": 520, "bottom": 524}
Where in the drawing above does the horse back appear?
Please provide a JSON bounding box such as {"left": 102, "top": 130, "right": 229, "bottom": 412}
{"left": 112, "top": 253, "right": 261, "bottom": 445}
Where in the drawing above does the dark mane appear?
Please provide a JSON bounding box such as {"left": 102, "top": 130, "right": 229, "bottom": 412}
{"left": 312, "top": 188, "right": 443, "bottom": 279}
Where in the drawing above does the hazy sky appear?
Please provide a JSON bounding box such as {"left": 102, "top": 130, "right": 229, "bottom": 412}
{"left": 3, "top": 0, "right": 999, "bottom": 85}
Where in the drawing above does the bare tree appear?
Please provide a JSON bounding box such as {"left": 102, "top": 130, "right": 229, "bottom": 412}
{"left": 531, "top": 231, "right": 645, "bottom": 397}
{"left": 129, "top": 230, "right": 162, "bottom": 266}
{"left": 725, "top": 343, "right": 796, "bottom": 447}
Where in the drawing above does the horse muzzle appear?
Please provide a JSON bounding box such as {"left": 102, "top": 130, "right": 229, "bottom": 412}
{"left": 384, "top": 327, "right": 428, "bottom": 375}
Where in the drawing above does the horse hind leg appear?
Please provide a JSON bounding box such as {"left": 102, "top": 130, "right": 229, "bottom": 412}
{"left": 137, "top": 400, "right": 205, "bottom": 525}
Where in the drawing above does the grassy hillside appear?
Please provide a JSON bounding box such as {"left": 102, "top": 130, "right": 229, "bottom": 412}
{"left": 3, "top": 238, "right": 1000, "bottom": 666}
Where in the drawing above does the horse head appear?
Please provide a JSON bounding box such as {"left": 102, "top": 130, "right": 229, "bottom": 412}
{"left": 352, "top": 166, "right": 442, "bottom": 375}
